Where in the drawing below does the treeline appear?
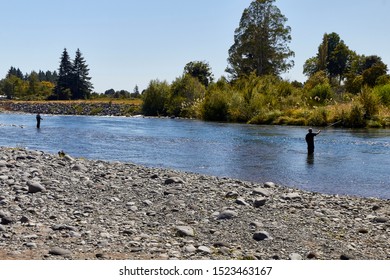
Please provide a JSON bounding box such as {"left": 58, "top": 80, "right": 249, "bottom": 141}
{"left": 141, "top": 70, "right": 390, "bottom": 128}
{"left": 0, "top": 48, "right": 94, "bottom": 100}
{"left": 0, "top": 49, "right": 140, "bottom": 101}
{"left": 0, "top": 67, "right": 58, "bottom": 100}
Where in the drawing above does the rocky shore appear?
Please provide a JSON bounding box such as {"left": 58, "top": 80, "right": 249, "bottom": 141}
{"left": 0, "top": 147, "right": 389, "bottom": 260}
{"left": 0, "top": 101, "right": 141, "bottom": 116}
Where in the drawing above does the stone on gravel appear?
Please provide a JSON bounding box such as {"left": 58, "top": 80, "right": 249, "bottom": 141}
{"left": 1, "top": 216, "right": 15, "bottom": 225}
{"left": 217, "top": 210, "right": 238, "bottom": 220}
{"left": 264, "top": 182, "right": 276, "bottom": 188}
{"left": 281, "top": 193, "right": 301, "bottom": 200}
{"left": 253, "top": 198, "right": 267, "bottom": 208}
{"left": 27, "top": 181, "right": 46, "bottom": 193}
{"left": 197, "top": 246, "right": 211, "bottom": 254}
{"left": 289, "top": 253, "right": 303, "bottom": 260}
{"left": 164, "top": 177, "right": 184, "bottom": 184}
{"left": 175, "top": 226, "right": 195, "bottom": 237}
{"left": 373, "top": 217, "right": 388, "bottom": 223}
{"left": 184, "top": 245, "right": 197, "bottom": 253}
{"left": 252, "top": 187, "right": 271, "bottom": 197}
{"left": 253, "top": 231, "right": 272, "bottom": 241}
{"left": 235, "top": 198, "right": 249, "bottom": 206}
{"left": 49, "top": 247, "right": 72, "bottom": 256}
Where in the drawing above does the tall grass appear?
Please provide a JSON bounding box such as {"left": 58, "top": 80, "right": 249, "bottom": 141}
{"left": 140, "top": 73, "right": 390, "bottom": 128}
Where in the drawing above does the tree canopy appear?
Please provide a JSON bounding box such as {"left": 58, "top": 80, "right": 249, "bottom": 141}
{"left": 303, "top": 32, "right": 352, "bottom": 83}
{"left": 184, "top": 61, "right": 214, "bottom": 88}
{"left": 226, "top": 0, "right": 294, "bottom": 79}
{"left": 52, "top": 48, "right": 93, "bottom": 100}
{"left": 304, "top": 32, "right": 389, "bottom": 90}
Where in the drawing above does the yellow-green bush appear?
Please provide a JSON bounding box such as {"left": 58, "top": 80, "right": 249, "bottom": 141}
{"left": 373, "top": 84, "right": 390, "bottom": 106}
{"left": 202, "top": 89, "right": 230, "bottom": 121}
{"left": 308, "top": 107, "right": 328, "bottom": 126}
{"left": 358, "top": 86, "right": 379, "bottom": 118}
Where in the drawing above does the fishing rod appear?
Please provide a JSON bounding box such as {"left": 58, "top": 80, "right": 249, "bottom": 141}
{"left": 325, "top": 120, "right": 342, "bottom": 128}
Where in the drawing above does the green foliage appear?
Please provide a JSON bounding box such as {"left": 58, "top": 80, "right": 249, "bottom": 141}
{"left": 202, "top": 88, "right": 229, "bottom": 121}
{"left": 249, "top": 110, "right": 283, "bottom": 125}
{"left": 308, "top": 83, "right": 334, "bottom": 104}
{"left": 347, "top": 104, "right": 366, "bottom": 128}
{"left": 304, "top": 71, "right": 329, "bottom": 91}
{"left": 168, "top": 75, "right": 206, "bottom": 117}
{"left": 141, "top": 80, "right": 170, "bottom": 116}
{"left": 362, "top": 62, "right": 388, "bottom": 87}
{"left": 345, "top": 74, "right": 363, "bottom": 94}
{"left": 53, "top": 48, "right": 93, "bottom": 100}
{"left": 358, "top": 86, "right": 379, "bottom": 118}
{"left": 303, "top": 71, "right": 334, "bottom": 104}
{"left": 0, "top": 74, "right": 54, "bottom": 100}
{"left": 228, "top": 90, "right": 250, "bottom": 122}
{"left": 375, "top": 75, "right": 390, "bottom": 86}
{"left": 373, "top": 84, "right": 390, "bottom": 106}
{"left": 304, "top": 32, "right": 353, "bottom": 83}
{"left": 7, "top": 67, "right": 24, "bottom": 79}
{"left": 308, "top": 107, "right": 328, "bottom": 126}
{"left": 72, "top": 48, "right": 93, "bottom": 99}
{"left": 226, "top": 0, "right": 294, "bottom": 78}
{"left": 184, "top": 61, "right": 214, "bottom": 87}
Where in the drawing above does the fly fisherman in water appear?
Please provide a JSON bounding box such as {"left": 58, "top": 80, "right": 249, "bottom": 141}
{"left": 36, "top": 113, "right": 43, "bottom": 129}
{"left": 305, "top": 128, "right": 321, "bottom": 155}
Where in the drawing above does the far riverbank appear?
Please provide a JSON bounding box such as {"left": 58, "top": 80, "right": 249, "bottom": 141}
{"left": 0, "top": 100, "right": 142, "bottom": 117}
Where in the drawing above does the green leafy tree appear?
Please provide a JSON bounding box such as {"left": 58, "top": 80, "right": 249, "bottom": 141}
{"left": 131, "top": 85, "right": 140, "bottom": 98}
{"left": 304, "top": 32, "right": 352, "bottom": 83}
{"left": 27, "top": 71, "right": 39, "bottom": 97}
{"left": 359, "top": 55, "right": 388, "bottom": 87}
{"left": 104, "top": 89, "right": 115, "bottom": 96}
{"left": 345, "top": 55, "right": 388, "bottom": 92}
{"left": 141, "top": 80, "right": 170, "bottom": 116}
{"left": 303, "top": 57, "right": 319, "bottom": 77}
{"left": 226, "top": 0, "right": 294, "bottom": 78}
{"left": 184, "top": 61, "right": 214, "bottom": 87}
{"left": 202, "top": 88, "right": 229, "bottom": 121}
{"left": 168, "top": 74, "right": 206, "bottom": 117}
{"left": 362, "top": 62, "right": 388, "bottom": 87}
{"left": 1, "top": 75, "right": 27, "bottom": 99}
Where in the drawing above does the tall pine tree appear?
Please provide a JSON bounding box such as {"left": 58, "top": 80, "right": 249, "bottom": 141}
{"left": 54, "top": 48, "right": 73, "bottom": 99}
{"left": 72, "top": 48, "right": 93, "bottom": 99}
{"left": 52, "top": 48, "right": 93, "bottom": 100}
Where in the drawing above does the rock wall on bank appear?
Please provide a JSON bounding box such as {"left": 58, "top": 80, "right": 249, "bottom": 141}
{"left": 0, "top": 101, "right": 141, "bottom": 116}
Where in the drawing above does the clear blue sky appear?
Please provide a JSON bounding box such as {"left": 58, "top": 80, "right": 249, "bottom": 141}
{"left": 1, "top": 0, "right": 389, "bottom": 93}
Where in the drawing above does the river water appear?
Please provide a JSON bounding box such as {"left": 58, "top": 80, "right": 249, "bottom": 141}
{"left": 1, "top": 113, "right": 389, "bottom": 199}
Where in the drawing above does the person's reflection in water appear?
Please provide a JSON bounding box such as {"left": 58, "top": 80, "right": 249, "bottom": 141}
{"left": 306, "top": 153, "right": 314, "bottom": 165}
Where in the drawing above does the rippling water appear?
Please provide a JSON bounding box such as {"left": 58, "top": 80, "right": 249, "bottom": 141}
{"left": 1, "top": 113, "right": 389, "bottom": 199}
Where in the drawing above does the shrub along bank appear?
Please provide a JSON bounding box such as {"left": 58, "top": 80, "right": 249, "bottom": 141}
{"left": 2, "top": 74, "right": 390, "bottom": 129}
{"left": 141, "top": 73, "right": 390, "bottom": 128}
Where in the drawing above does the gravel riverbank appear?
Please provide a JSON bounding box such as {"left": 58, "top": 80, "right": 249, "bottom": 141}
{"left": 0, "top": 101, "right": 140, "bottom": 116}
{"left": 0, "top": 147, "right": 389, "bottom": 260}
